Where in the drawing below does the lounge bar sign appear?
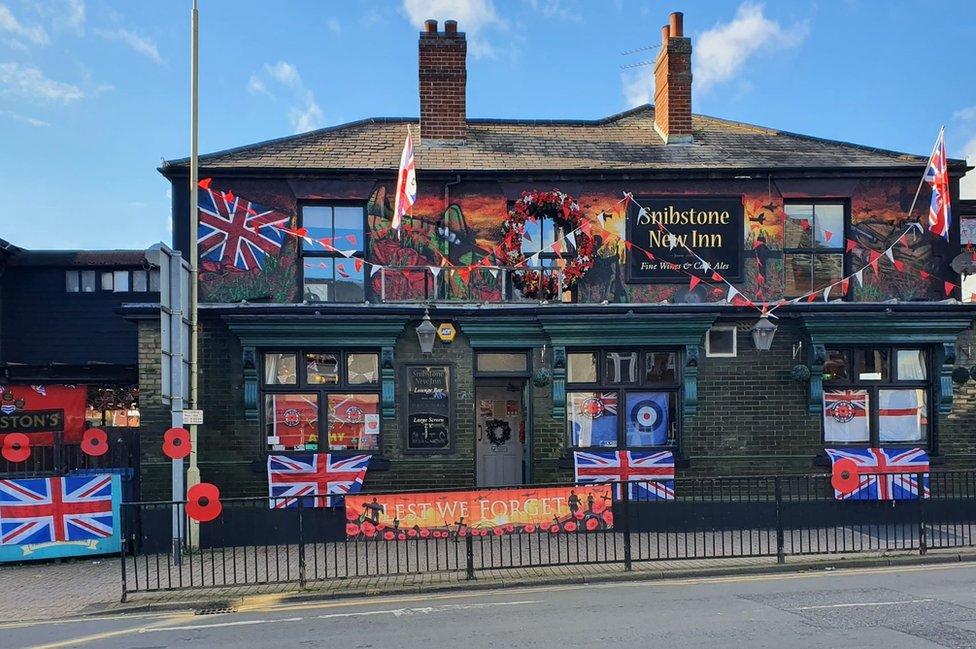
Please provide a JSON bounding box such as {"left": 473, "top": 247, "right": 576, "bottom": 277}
{"left": 404, "top": 365, "right": 452, "bottom": 452}
{"left": 626, "top": 197, "right": 744, "bottom": 282}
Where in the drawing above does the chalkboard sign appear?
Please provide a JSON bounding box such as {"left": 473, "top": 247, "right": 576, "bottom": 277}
{"left": 403, "top": 365, "right": 453, "bottom": 453}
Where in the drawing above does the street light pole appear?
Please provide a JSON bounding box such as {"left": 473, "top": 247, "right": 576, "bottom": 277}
{"left": 186, "top": 0, "right": 201, "bottom": 548}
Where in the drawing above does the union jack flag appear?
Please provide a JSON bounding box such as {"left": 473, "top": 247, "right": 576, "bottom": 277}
{"left": 198, "top": 187, "right": 289, "bottom": 272}
{"left": 268, "top": 453, "right": 371, "bottom": 509}
{"left": 924, "top": 127, "right": 951, "bottom": 239}
{"left": 573, "top": 450, "right": 675, "bottom": 501}
{"left": 826, "top": 447, "right": 930, "bottom": 501}
{"left": 0, "top": 475, "right": 114, "bottom": 546}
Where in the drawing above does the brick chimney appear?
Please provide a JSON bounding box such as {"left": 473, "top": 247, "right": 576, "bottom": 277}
{"left": 653, "top": 12, "right": 693, "bottom": 144}
{"left": 419, "top": 19, "right": 467, "bottom": 141}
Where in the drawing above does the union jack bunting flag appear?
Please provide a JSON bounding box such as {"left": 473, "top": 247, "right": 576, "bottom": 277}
{"left": 198, "top": 187, "right": 289, "bottom": 272}
{"left": 0, "top": 475, "right": 114, "bottom": 546}
{"left": 267, "top": 453, "right": 371, "bottom": 509}
{"left": 573, "top": 450, "right": 675, "bottom": 501}
{"left": 924, "top": 127, "right": 951, "bottom": 239}
{"left": 826, "top": 447, "right": 930, "bottom": 501}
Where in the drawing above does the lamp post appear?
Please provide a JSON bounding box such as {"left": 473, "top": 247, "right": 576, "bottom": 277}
{"left": 416, "top": 310, "right": 437, "bottom": 354}
{"left": 751, "top": 316, "right": 778, "bottom": 352}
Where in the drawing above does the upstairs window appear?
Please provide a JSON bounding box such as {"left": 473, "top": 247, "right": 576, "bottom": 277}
{"left": 300, "top": 204, "right": 366, "bottom": 303}
{"left": 784, "top": 202, "right": 845, "bottom": 298}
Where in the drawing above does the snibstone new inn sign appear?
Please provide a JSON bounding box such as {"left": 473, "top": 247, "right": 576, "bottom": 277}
{"left": 626, "top": 197, "right": 744, "bottom": 282}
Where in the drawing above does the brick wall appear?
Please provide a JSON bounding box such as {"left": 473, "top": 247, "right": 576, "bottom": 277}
{"left": 653, "top": 26, "right": 692, "bottom": 143}
{"left": 418, "top": 21, "right": 466, "bottom": 141}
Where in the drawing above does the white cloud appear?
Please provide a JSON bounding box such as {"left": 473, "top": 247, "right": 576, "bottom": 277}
{"left": 2, "top": 109, "right": 48, "bottom": 126}
{"left": 960, "top": 135, "right": 976, "bottom": 199}
{"left": 0, "top": 62, "right": 83, "bottom": 102}
{"left": 328, "top": 17, "right": 341, "bottom": 35}
{"left": 693, "top": 3, "right": 808, "bottom": 92}
{"left": 401, "top": 0, "right": 505, "bottom": 58}
{"left": 527, "top": 0, "right": 581, "bottom": 23}
{"left": 248, "top": 61, "right": 324, "bottom": 133}
{"left": 620, "top": 68, "right": 650, "bottom": 109}
{"left": 954, "top": 106, "right": 976, "bottom": 122}
{"left": 95, "top": 27, "right": 162, "bottom": 64}
{"left": 0, "top": 4, "right": 49, "bottom": 45}
{"left": 55, "top": 0, "right": 85, "bottom": 35}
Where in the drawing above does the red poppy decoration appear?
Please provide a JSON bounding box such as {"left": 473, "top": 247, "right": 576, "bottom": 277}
{"left": 186, "top": 482, "right": 222, "bottom": 523}
{"left": 361, "top": 521, "right": 376, "bottom": 537}
{"left": 383, "top": 531, "right": 395, "bottom": 541}
{"left": 162, "top": 427, "right": 191, "bottom": 460}
{"left": 1, "top": 433, "right": 30, "bottom": 463}
{"left": 346, "top": 523, "right": 360, "bottom": 536}
{"left": 563, "top": 521, "right": 578, "bottom": 533}
{"left": 81, "top": 428, "right": 109, "bottom": 457}
{"left": 831, "top": 458, "right": 861, "bottom": 495}
{"left": 602, "top": 510, "right": 614, "bottom": 526}
{"left": 523, "top": 524, "right": 536, "bottom": 534}
{"left": 586, "top": 517, "right": 600, "bottom": 531}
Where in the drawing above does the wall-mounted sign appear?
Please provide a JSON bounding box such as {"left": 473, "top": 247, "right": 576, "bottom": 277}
{"left": 182, "top": 409, "right": 204, "bottom": 425}
{"left": 626, "top": 197, "right": 744, "bottom": 283}
{"left": 436, "top": 322, "right": 457, "bottom": 343}
{"left": 404, "top": 365, "right": 452, "bottom": 453}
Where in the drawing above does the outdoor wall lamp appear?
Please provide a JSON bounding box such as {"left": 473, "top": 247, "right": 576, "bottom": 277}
{"left": 751, "top": 316, "right": 778, "bottom": 351}
{"left": 416, "top": 309, "right": 437, "bottom": 354}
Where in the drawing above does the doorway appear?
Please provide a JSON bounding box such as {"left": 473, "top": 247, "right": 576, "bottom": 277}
{"left": 475, "top": 380, "right": 526, "bottom": 487}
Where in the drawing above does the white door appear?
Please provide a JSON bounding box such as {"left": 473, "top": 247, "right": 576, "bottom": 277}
{"left": 476, "top": 385, "right": 524, "bottom": 487}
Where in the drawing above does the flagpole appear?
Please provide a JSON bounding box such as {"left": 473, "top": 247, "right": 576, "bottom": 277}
{"left": 186, "top": 0, "right": 201, "bottom": 549}
{"left": 908, "top": 125, "right": 944, "bottom": 225}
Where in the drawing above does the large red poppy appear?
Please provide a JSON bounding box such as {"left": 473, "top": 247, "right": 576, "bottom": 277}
{"left": 81, "top": 428, "right": 109, "bottom": 457}
{"left": 186, "top": 482, "right": 222, "bottom": 522}
{"left": 1, "top": 433, "right": 30, "bottom": 463}
{"left": 162, "top": 427, "right": 191, "bottom": 460}
{"left": 831, "top": 458, "right": 860, "bottom": 495}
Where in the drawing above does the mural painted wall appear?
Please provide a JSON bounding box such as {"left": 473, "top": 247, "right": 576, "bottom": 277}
{"left": 192, "top": 176, "right": 950, "bottom": 305}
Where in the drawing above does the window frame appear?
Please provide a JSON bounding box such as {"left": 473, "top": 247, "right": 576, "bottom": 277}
{"left": 505, "top": 199, "right": 577, "bottom": 302}
{"left": 783, "top": 200, "right": 848, "bottom": 299}
{"left": 565, "top": 347, "right": 682, "bottom": 450}
{"left": 298, "top": 201, "right": 368, "bottom": 303}
{"left": 705, "top": 326, "right": 737, "bottom": 358}
{"left": 259, "top": 348, "right": 381, "bottom": 454}
{"left": 821, "top": 345, "right": 933, "bottom": 448}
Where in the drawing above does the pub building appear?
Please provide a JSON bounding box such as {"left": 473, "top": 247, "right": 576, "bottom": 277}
{"left": 133, "top": 12, "right": 976, "bottom": 499}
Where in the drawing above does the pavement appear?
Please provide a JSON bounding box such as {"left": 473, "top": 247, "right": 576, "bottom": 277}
{"left": 3, "top": 547, "right": 976, "bottom": 624}
{"left": 5, "top": 560, "right": 976, "bottom": 648}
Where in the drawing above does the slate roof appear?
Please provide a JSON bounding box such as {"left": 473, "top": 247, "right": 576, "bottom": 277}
{"left": 162, "top": 105, "right": 947, "bottom": 175}
{"left": 8, "top": 250, "right": 148, "bottom": 267}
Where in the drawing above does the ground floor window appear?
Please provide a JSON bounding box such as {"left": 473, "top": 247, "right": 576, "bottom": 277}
{"left": 822, "top": 346, "right": 931, "bottom": 446}
{"left": 566, "top": 349, "right": 679, "bottom": 449}
{"left": 85, "top": 384, "right": 140, "bottom": 427}
{"left": 261, "top": 349, "right": 380, "bottom": 452}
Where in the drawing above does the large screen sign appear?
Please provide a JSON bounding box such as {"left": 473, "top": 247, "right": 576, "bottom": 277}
{"left": 627, "top": 197, "right": 744, "bottom": 282}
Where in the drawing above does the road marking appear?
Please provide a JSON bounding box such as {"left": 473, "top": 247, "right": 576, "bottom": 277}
{"left": 246, "top": 560, "right": 976, "bottom": 614}
{"left": 25, "top": 614, "right": 195, "bottom": 649}
{"left": 0, "top": 611, "right": 183, "bottom": 631}
{"left": 315, "top": 600, "right": 540, "bottom": 620}
{"left": 142, "top": 617, "right": 303, "bottom": 632}
{"left": 792, "top": 599, "right": 935, "bottom": 611}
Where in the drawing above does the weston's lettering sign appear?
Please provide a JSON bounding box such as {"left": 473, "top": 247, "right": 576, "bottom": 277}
{"left": 0, "top": 409, "right": 64, "bottom": 433}
{"left": 627, "top": 197, "right": 744, "bottom": 282}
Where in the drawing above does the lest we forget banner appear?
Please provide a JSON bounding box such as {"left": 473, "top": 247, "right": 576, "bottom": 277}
{"left": 345, "top": 484, "right": 615, "bottom": 540}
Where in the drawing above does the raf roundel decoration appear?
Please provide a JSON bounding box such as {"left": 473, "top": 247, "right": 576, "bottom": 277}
{"left": 827, "top": 399, "right": 855, "bottom": 423}
{"left": 436, "top": 322, "right": 457, "bottom": 343}
{"left": 630, "top": 399, "right": 664, "bottom": 432}
{"left": 345, "top": 406, "right": 364, "bottom": 423}
{"left": 282, "top": 408, "right": 302, "bottom": 427}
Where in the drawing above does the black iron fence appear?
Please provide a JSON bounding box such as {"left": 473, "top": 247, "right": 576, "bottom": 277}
{"left": 120, "top": 470, "right": 976, "bottom": 600}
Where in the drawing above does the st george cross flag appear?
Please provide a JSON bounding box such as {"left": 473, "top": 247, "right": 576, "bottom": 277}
{"left": 267, "top": 453, "right": 371, "bottom": 509}
{"left": 0, "top": 475, "right": 115, "bottom": 546}
{"left": 198, "top": 187, "right": 289, "bottom": 272}
{"left": 392, "top": 127, "right": 417, "bottom": 231}
{"left": 826, "top": 447, "right": 930, "bottom": 501}
{"left": 573, "top": 450, "right": 675, "bottom": 501}
{"left": 924, "top": 127, "right": 951, "bottom": 239}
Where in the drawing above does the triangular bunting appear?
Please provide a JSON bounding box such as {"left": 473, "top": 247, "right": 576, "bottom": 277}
{"left": 429, "top": 266, "right": 442, "bottom": 279}
{"left": 840, "top": 278, "right": 850, "bottom": 295}
{"left": 919, "top": 269, "right": 931, "bottom": 280}
{"left": 893, "top": 260, "right": 905, "bottom": 272}
{"left": 369, "top": 265, "right": 381, "bottom": 277}
{"left": 884, "top": 248, "right": 895, "bottom": 263}
{"left": 869, "top": 251, "right": 881, "bottom": 275}
{"left": 846, "top": 239, "right": 858, "bottom": 253}
{"left": 823, "top": 286, "right": 832, "bottom": 302}
{"left": 354, "top": 258, "right": 364, "bottom": 272}
{"left": 340, "top": 249, "right": 356, "bottom": 258}
{"left": 566, "top": 232, "right": 577, "bottom": 249}
{"left": 689, "top": 276, "right": 701, "bottom": 291}
{"left": 945, "top": 281, "right": 956, "bottom": 296}
{"left": 643, "top": 249, "right": 655, "bottom": 261}
{"left": 823, "top": 230, "right": 834, "bottom": 243}
{"left": 854, "top": 270, "right": 864, "bottom": 286}
{"left": 806, "top": 292, "right": 817, "bottom": 303}
{"left": 711, "top": 271, "right": 724, "bottom": 282}
{"left": 197, "top": 177, "right": 212, "bottom": 189}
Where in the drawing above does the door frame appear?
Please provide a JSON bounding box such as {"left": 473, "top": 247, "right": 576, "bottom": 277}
{"left": 472, "top": 350, "right": 533, "bottom": 486}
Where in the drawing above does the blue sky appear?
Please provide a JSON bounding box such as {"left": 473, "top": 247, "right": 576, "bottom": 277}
{"left": 1, "top": 0, "right": 974, "bottom": 250}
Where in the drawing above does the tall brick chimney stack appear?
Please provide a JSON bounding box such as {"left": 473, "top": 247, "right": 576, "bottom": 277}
{"left": 653, "top": 12, "right": 693, "bottom": 144}
{"left": 418, "top": 19, "right": 467, "bottom": 141}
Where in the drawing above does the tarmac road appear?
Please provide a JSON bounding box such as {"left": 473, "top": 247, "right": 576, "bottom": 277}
{"left": 4, "top": 561, "right": 976, "bottom": 649}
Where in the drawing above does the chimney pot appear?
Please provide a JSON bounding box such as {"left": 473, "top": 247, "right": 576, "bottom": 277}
{"left": 669, "top": 12, "right": 683, "bottom": 37}
{"left": 661, "top": 24, "right": 670, "bottom": 44}
{"left": 444, "top": 19, "right": 458, "bottom": 34}
{"left": 424, "top": 19, "right": 438, "bottom": 33}
{"left": 419, "top": 20, "right": 466, "bottom": 140}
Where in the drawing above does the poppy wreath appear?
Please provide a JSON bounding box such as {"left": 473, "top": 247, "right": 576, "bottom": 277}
{"left": 484, "top": 418, "right": 512, "bottom": 446}
{"left": 500, "top": 190, "right": 595, "bottom": 300}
